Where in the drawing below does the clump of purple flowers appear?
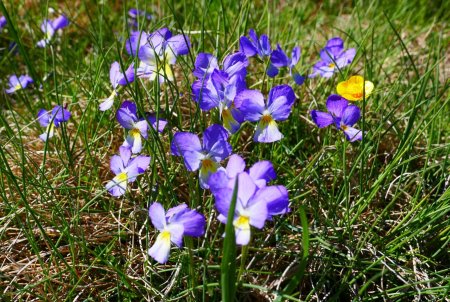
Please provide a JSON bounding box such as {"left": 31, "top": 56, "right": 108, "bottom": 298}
{"left": 311, "top": 94, "right": 363, "bottom": 142}
{"left": 268, "top": 44, "right": 305, "bottom": 85}
{"left": 36, "top": 15, "right": 69, "bottom": 48}
{"left": 37, "top": 105, "right": 71, "bottom": 141}
{"left": 192, "top": 52, "right": 248, "bottom": 133}
{"left": 148, "top": 202, "right": 206, "bottom": 264}
{"left": 309, "top": 37, "right": 356, "bottom": 78}
{"left": 239, "top": 29, "right": 272, "bottom": 59}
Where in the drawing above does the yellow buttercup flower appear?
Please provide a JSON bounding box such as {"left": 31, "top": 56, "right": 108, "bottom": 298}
{"left": 336, "top": 75, "right": 374, "bottom": 101}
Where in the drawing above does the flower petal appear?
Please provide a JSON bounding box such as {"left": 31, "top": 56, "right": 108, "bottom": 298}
{"left": 234, "top": 89, "right": 265, "bottom": 122}
{"left": 267, "top": 85, "right": 295, "bottom": 121}
{"left": 311, "top": 110, "right": 334, "bottom": 128}
{"left": 254, "top": 119, "right": 283, "bottom": 143}
{"left": 249, "top": 160, "right": 276, "bottom": 187}
{"left": 148, "top": 202, "right": 167, "bottom": 231}
{"left": 326, "top": 94, "right": 348, "bottom": 118}
{"left": 170, "top": 132, "right": 202, "bottom": 156}
{"left": 342, "top": 105, "right": 361, "bottom": 127}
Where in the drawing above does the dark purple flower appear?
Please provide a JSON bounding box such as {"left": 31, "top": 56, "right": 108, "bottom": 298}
{"left": 192, "top": 52, "right": 248, "bottom": 133}
{"left": 99, "top": 62, "right": 135, "bottom": 111}
{"left": 239, "top": 29, "right": 271, "bottom": 59}
{"left": 37, "top": 105, "right": 71, "bottom": 141}
{"left": 268, "top": 44, "right": 305, "bottom": 85}
{"left": 235, "top": 85, "right": 296, "bottom": 143}
{"left": 309, "top": 37, "right": 356, "bottom": 78}
{"left": 106, "top": 146, "right": 150, "bottom": 197}
{"left": 148, "top": 202, "right": 205, "bottom": 263}
{"left": 213, "top": 171, "right": 289, "bottom": 245}
{"left": 310, "top": 94, "right": 363, "bottom": 142}
{"left": 36, "top": 15, "right": 69, "bottom": 48}
{"left": 6, "top": 75, "right": 33, "bottom": 94}
{"left": 116, "top": 101, "right": 148, "bottom": 153}
{"left": 137, "top": 27, "right": 190, "bottom": 82}
{"left": 171, "top": 124, "right": 232, "bottom": 189}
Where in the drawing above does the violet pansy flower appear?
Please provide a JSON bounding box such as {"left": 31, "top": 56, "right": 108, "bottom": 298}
{"left": 116, "top": 101, "right": 148, "bottom": 154}
{"left": 105, "top": 146, "right": 150, "bottom": 197}
{"left": 5, "top": 75, "right": 33, "bottom": 94}
{"left": 310, "top": 94, "right": 363, "bottom": 142}
{"left": 309, "top": 37, "right": 356, "bottom": 78}
{"left": 37, "top": 105, "right": 71, "bottom": 141}
{"left": 213, "top": 171, "right": 289, "bottom": 245}
{"left": 239, "top": 28, "right": 271, "bottom": 59}
{"left": 268, "top": 44, "right": 305, "bottom": 85}
{"left": 170, "top": 124, "right": 232, "bottom": 189}
{"left": 235, "top": 85, "right": 296, "bottom": 143}
{"left": 99, "top": 62, "right": 135, "bottom": 111}
{"left": 137, "top": 27, "right": 190, "bottom": 83}
{"left": 125, "top": 30, "right": 149, "bottom": 57}
{"left": 148, "top": 202, "right": 205, "bottom": 264}
{"left": 36, "top": 15, "right": 69, "bottom": 48}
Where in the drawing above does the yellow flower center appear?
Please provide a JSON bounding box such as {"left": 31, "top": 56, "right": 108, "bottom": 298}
{"left": 14, "top": 84, "right": 22, "bottom": 90}
{"left": 202, "top": 158, "right": 215, "bottom": 170}
{"left": 159, "top": 230, "right": 171, "bottom": 243}
{"left": 328, "top": 63, "right": 335, "bottom": 68}
{"left": 130, "top": 128, "right": 141, "bottom": 138}
{"left": 234, "top": 215, "right": 250, "bottom": 230}
{"left": 341, "top": 124, "right": 348, "bottom": 130}
{"left": 260, "top": 114, "right": 273, "bottom": 126}
{"left": 116, "top": 172, "right": 128, "bottom": 183}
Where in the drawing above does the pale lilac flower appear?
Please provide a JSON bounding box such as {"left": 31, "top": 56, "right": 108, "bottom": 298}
{"left": 37, "top": 105, "right": 71, "bottom": 141}
{"left": 105, "top": 146, "right": 150, "bottom": 197}
{"left": 99, "top": 62, "right": 135, "bottom": 111}
{"left": 36, "top": 15, "right": 69, "bottom": 48}
{"left": 6, "top": 75, "right": 33, "bottom": 94}
{"left": 116, "top": 101, "right": 148, "bottom": 154}
{"left": 148, "top": 202, "right": 205, "bottom": 263}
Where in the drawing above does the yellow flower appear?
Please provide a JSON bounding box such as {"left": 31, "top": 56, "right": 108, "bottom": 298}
{"left": 336, "top": 75, "right": 374, "bottom": 101}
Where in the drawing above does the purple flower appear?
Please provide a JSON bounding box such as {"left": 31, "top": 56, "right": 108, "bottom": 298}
{"left": 148, "top": 202, "right": 205, "bottom": 264}
{"left": 146, "top": 113, "right": 168, "bottom": 133}
{"left": 36, "top": 15, "right": 69, "bottom": 48}
{"left": 208, "top": 154, "right": 276, "bottom": 192}
{"left": 105, "top": 146, "right": 150, "bottom": 197}
{"left": 268, "top": 44, "right": 305, "bottom": 85}
{"left": 310, "top": 94, "right": 363, "bottom": 142}
{"left": 0, "top": 16, "right": 7, "bottom": 31}
{"left": 128, "top": 8, "right": 152, "bottom": 28}
{"left": 137, "top": 27, "right": 190, "bottom": 82}
{"left": 309, "top": 37, "right": 356, "bottom": 78}
{"left": 125, "top": 31, "right": 149, "bottom": 57}
{"left": 116, "top": 101, "right": 148, "bottom": 154}
{"left": 37, "top": 105, "right": 71, "bottom": 141}
{"left": 213, "top": 172, "right": 289, "bottom": 245}
{"left": 99, "top": 62, "right": 135, "bottom": 111}
{"left": 5, "top": 75, "right": 33, "bottom": 94}
{"left": 239, "top": 29, "right": 271, "bottom": 59}
{"left": 171, "top": 124, "right": 232, "bottom": 189}
{"left": 235, "top": 85, "right": 296, "bottom": 143}
{"left": 192, "top": 52, "right": 248, "bottom": 133}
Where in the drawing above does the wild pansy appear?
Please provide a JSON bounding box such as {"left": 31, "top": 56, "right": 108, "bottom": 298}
{"left": 99, "top": 62, "right": 135, "bottom": 111}
{"left": 0, "top": 16, "right": 7, "bottom": 31}
{"left": 336, "top": 75, "right": 374, "bottom": 101}
{"left": 235, "top": 85, "right": 296, "bottom": 143}
{"left": 36, "top": 15, "right": 69, "bottom": 48}
{"left": 146, "top": 113, "right": 168, "bottom": 133}
{"left": 6, "top": 75, "right": 33, "bottom": 94}
{"left": 239, "top": 28, "right": 271, "bottom": 59}
{"left": 148, "top": 202, "right": 206, "bottom": 264}
{"left": 137, "top": 27, "right": 190, "bottom": 82}
{"left": 311, "top": 94, "right": 363, "bottom": 142}
{"left": 309, "top": 37, "right": 356, "bottom": 78}
{"left": 208, "top": 154, "right": 276, "bottom": 192}
{"left": 105, "top": 146, "right": 150, "bottom": 197}
{"left": 192, "top": 52, "right": 248, "bottom": 133}
{"left": 212, "top": 171, "right": 289, "bottom": 245}
{"left": 170, "top": 124, "right": 232, "bottom": 189}
{"left": 116, "top": 101, "right": 148, "bottom": 154}
{"left": 37, "top": 105, "right": 71, "bottom": 141}
{"left": 268, "top": 44, "right": 305, "bottom": 85}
